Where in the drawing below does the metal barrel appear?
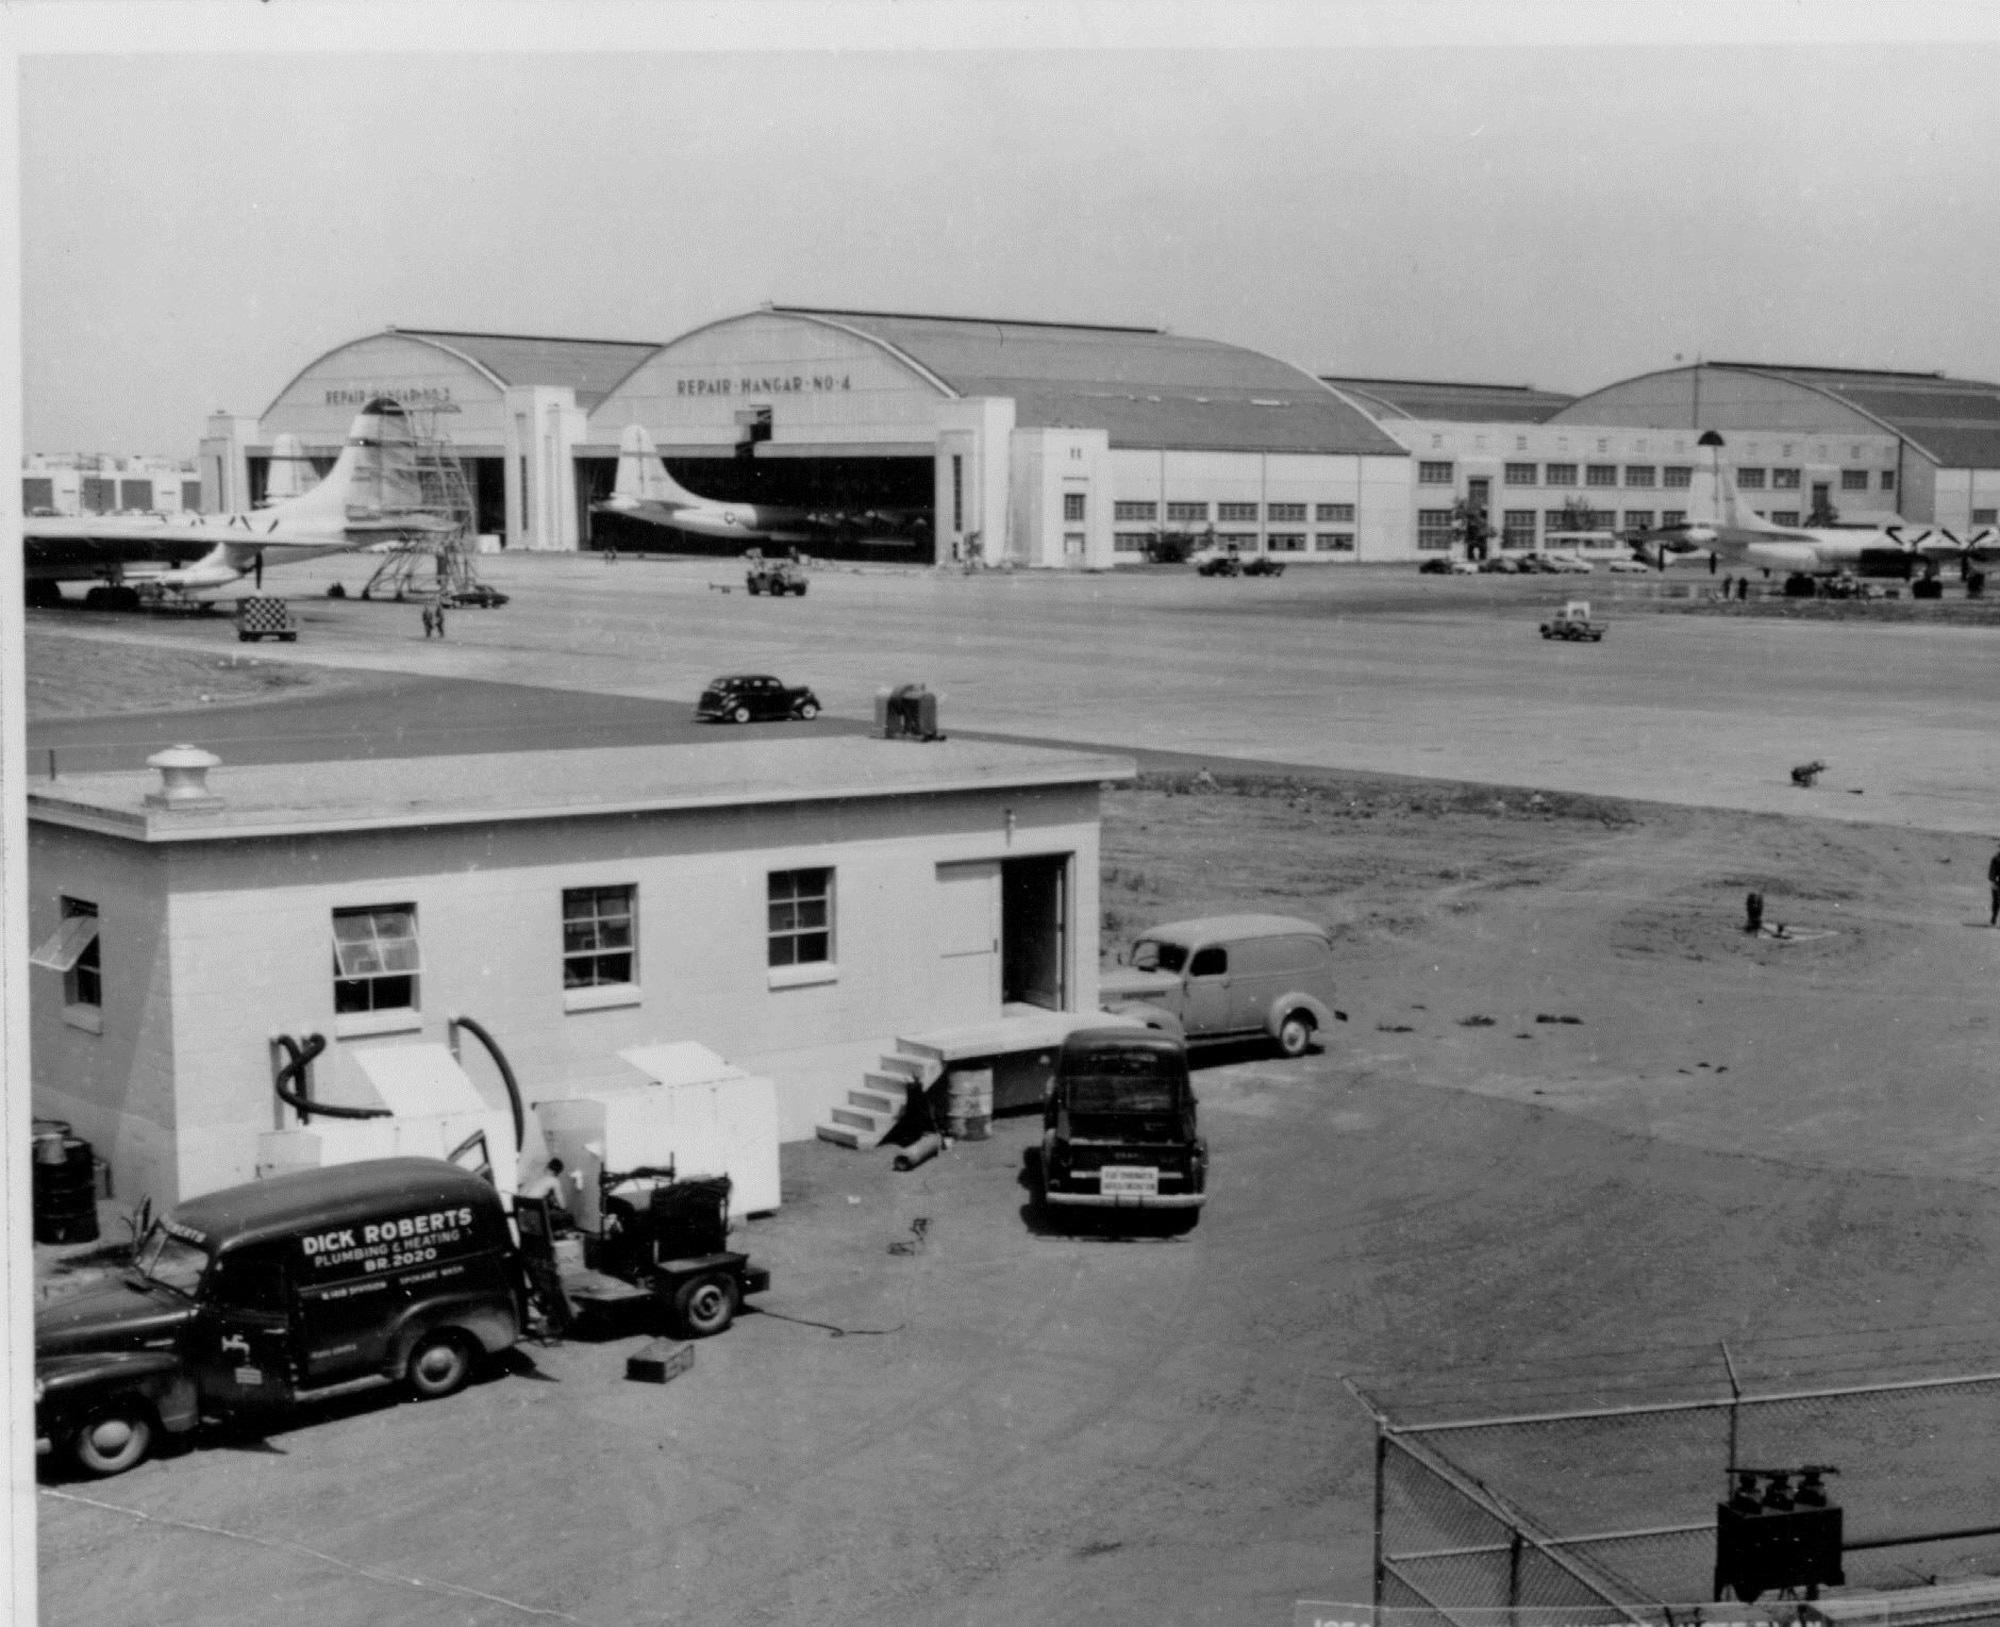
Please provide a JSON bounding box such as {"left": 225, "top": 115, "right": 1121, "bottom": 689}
{"left": 32, "top": 1135, "right": 100, "bottom": 1245}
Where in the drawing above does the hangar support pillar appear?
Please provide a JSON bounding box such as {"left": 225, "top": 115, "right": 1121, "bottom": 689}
{"left": 936, "top": 397, "right": 1015, "bottom": 567}
{"left": 199, "top": 414, "right": 259, "bottom": 515}
{"left": 501, "top": 386, "right": 587, "bottom": 551}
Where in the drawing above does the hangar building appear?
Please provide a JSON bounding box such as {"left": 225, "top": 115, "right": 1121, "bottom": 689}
{"left": 27, "top": 734, "right": 1131, "bottom": 1207}
{"left": 1553, "top": 363, "right": 2000, "bottom": 535}
{"left": 233, "top": 308, "right": 1413, "bottom": 567}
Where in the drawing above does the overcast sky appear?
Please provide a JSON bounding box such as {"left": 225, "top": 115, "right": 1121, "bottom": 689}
{"left": 20, "top": 2, "right": 2000, "bottom": 457}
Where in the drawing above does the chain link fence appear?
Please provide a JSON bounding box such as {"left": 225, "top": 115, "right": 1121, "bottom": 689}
{"left": 1360, "top": 1371, "right": 2000, "bottom": 1622}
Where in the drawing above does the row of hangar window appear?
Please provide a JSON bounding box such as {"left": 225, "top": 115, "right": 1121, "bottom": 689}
{"left": 1420, "top": 462, "right": 1896, "bottom": 493}
{"left": 31, "top": 871, "right": 836, "bottom": 1028}
{"left": 1112, "top": 501, "right": 1358, "bottom": 523}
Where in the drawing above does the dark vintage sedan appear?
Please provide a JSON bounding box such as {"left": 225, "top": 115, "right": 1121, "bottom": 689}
{"left": 695, "top": 674, "right": 822, "bottom": 724}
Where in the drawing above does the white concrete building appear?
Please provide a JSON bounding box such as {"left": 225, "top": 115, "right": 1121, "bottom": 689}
{"left": 28, "top": 734, "right": 1131, "bottom": 1208}
{"left": 226, "top": 310, "right": 1413, "bottom": 566}
{"left": 22, "top": 452, "right": 200, "bottom": 517}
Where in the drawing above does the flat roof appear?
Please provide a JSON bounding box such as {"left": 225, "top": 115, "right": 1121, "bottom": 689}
{"left": 29, "top": 736, "right": 1135, "bottom": 844}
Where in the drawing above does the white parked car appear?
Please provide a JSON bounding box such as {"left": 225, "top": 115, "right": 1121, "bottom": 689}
{"left": 1605, "top": 559, "right": 1652, "bottom": 574}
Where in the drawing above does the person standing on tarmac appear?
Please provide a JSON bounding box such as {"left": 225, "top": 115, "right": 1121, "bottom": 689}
{"left": 1988, "top": 844, "right": 2000, "bottom": 926}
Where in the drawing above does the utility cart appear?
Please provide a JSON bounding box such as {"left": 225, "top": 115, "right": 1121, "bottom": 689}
{"left": 234, "top": 595, "right": 298, "bottom": 643}
{"left": 1539, "top": 600, "right": 1605, "bottom": 642}
{"left": 745, "top": 558, "right": 808, "bottom": 596}
{"left": 514, "top": 1165, "right": 770, "bottom": 1340}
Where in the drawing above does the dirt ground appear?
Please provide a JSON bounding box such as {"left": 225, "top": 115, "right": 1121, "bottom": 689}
{"left": 25, "top": 625, "right": 390, "bottom": 720}
{"left": 28, "top": 588, "right": 2000, "bottom": 1625}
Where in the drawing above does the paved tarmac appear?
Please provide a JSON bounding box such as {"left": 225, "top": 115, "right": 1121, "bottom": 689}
{"left": 29, "top": 554, "right": 2000, "bottom": 832}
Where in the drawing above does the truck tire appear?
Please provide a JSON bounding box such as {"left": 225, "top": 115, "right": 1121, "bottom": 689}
{"left": 1276, "top": 1011, "right": 1314, "bottom": 1058}
{"left": 406, "top": 1331, "right": 475, "bottom": 1400}
{"left": 673, "top": 1272, "right": 738, "bottom": 1339}
{"left": 73, "top": 1399, "right": 156, "bottom": 1477}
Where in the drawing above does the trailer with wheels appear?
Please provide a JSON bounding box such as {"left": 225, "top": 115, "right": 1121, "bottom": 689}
{"left": 513, "top": 1166, "right": 770, "bottom": 1341}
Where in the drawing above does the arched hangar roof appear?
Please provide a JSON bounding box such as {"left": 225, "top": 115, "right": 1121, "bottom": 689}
{"left": 1558, "top": 362, "right": 2000, "bottom": 470}
{"left": 765, "top": 306, "right": 1407, "bottom": 457}
{"left": 267, "top": 327, "right": 663, "bottom": 418}
{"left": 1317, "top": 376, "right": 1575, "bottom": 425}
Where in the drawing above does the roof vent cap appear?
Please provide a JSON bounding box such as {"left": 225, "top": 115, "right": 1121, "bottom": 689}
{"left": 146, "top": 745, "right": 223, "bottom": 811}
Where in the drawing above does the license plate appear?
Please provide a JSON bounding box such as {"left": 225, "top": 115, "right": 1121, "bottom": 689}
{"left": 1101, "top": 1166, "right": 1159, "bottom": 1197}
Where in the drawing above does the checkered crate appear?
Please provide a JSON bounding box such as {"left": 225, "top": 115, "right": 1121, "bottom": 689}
{"left": 234, "top": 596, "right": 297, "bottom": 642}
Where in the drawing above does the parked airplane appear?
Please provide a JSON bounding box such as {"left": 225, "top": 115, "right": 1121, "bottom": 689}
{"left": 25, "top": 397, "right": 455, "bottom": 606}
{"left": 593, "top": 424, "right": 928, "bottom": 547}
{"left": 1630, "top": 430, "right": 1993, "bottom": 577}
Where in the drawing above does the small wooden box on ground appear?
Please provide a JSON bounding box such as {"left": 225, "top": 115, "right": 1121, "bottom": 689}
{"left": 627, "top": 1337, "right": 696, "bottom": 1385}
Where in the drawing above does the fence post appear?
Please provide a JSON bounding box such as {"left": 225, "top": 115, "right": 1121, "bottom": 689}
{"left": 1508, "top": 1525, "right": 1524, "bottom": 1608}
{"left": 1373, "top": 1422, "right": 1388, "bottom": 1612}
{"left": 1720, "top": 1341, "right": 1743, "bottom": 1482}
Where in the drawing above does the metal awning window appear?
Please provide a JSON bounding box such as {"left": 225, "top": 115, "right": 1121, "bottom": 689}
{"left": 30, "top": 913, "right": 99, "bottom": 974}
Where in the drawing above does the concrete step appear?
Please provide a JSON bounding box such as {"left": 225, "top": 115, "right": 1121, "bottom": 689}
{"left": 815, "top": 1115, "right": 894, "bottom": 1150}
{"left": 852, "top": 1076, "right": 910, "bottom": 1116}
{"left": 875, "top": 1052, "right": 943, "bottom": 1085}
{"left": 829, "top": 1102, "right": 895, "bottom": 1134}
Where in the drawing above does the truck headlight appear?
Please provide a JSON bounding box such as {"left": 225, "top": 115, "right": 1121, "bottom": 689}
{"left": 33, "top": 1379, "right": 44, "bottom": 1405}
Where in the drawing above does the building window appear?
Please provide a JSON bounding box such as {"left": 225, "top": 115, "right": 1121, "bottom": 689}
{"left": 1737, "top": 468, "right": 1766, "bottom": 489}
{"left": 1771, "top": 468, "right": 1800, "bottom": 491}
{"left": 1497, "top": 510, "right": 1534, "bottom": 549}
{"left": 1504, "top": 463, "right": 1538, "bottom": 486}
{"left": 1316, "top": 503, "right": 1355, "bottom": 523}
{"left": 1662, "top": 510, "right": 1687, "bottom": 528}
{"left": 1585, "top": 465, "right": 1617, "bottom": 488}
{"left": 31, "top": 898, "right": 102, "bottom": 1014}
{"left": 1417, "top": 509, "right": 1456, "bottom": 551}
{"left": 1165, "top": 501, "right": 1208, "bottom": 523}
{"left": 1841, "top": 469, "right": 1869, "bottom": 492}
{"left": 1881, "top": 471, "right": 1896, "bottom": 492}
{"left": 768, "top": 868, "right": 832, "bottom": 968}
{"left": 1268, "top": 502, "right": 1306, "bottom": 523}
{"left": 1544, "top": 463, "right": 1577, "bottom": 488}
{"left": 1418, "top": 461, "right": 1455, "bottom": 485}
{"left": 1062, "top": 492, "right": 1086, "bottom": 523}
{"left": 1216, "top": 532, "right": 1257, "bottom": 548}
{"left": 1268, "top": 532, "right": 1306, "bottom": 552}
{"left": 1769, "top": 511, "right": 1801, "bottom": 527}
{"left": 1975, "top": 509, "right": 1999, "bottom": 526}
{"left": 563, "top": 885, "right": 635, "bottom": 989}
{"left": 1114, "top": 500, "right": 1157, "bottom": 521}
{"left": 1623, "top": 510, "right": 1655, "bottom": 532}
{"left": 1217, "top": 502, "right": 1259, "bottom": 522}
{"left": 1114, "top": 531, "right": 1151, "bottom": 554}
{"left": 332, "top": 905, "right": 419, "bottom": 1015}
{"left": 952, "top": 454, "right": 964, "bottom": 532}
{"left": 1624, "top": 466, "right": 1656, "bottom": 488}
{"left": 1314, "top": 532, "right": 1355, "bottom": 552}
{"left": 1516, "top": 436, "right": 1529, "bottom": 452}
{"left": 1663, "top": 466, "right": 1692, "bottom": 489}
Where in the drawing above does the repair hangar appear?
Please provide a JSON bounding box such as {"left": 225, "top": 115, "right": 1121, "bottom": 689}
{"left": 26, "top": 732, "right": 1132, "bottom": 1209}
{"left": 1326, "top": 363, "right": 2000, "bottom": 557}
{"left": 221, "top": 306, "right": 1414, "bottom": 567}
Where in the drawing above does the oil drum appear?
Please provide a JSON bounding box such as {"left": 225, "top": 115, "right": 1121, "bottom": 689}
{"left": 32, "top": 1132, "right": 99, "bottom": 1245}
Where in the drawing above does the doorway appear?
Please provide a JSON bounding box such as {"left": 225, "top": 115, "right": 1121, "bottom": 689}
{"left": 1002, "top": 854, "right": 1068, "bottom": 1010}
{"left": 931, "top": 854, "right": 1070, "bottom": 1017}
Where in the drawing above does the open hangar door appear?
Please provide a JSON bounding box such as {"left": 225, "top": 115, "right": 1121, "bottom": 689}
{"left": 579, "top": 451, "right": 936, "bottom": 563}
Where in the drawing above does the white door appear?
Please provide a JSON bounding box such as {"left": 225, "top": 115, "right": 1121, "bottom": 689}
{"left": 934, "top": 861, "right": 1001, "bottom": 1016}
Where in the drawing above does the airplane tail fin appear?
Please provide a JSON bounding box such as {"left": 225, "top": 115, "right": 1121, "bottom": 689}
{"left": 259, "top": 397, "right": 425, "bottom": 532}
{"left": 1687, "top": 436, "right": 1779, "bottom": 536}
{"left": 259, "top": 432, "right": 318, "bottom": 506}
{"left": 609, "top": 423, "right": 708, "bottom": 509}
